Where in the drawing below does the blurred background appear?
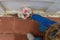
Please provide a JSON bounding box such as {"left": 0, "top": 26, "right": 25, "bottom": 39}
{"left": 0, "top": 0, "right": 60, "bottom": 17}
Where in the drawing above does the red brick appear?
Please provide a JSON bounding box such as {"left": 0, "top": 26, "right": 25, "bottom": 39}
{"left": 0, "top": 34, "right": 14, "bottom": 40}
{"left": 0, "top": 17, "right": 14, "bottom": 33}
{"left": 14, "top": 17, "right": 42, "bottom": 35}
{"left": 0, "top": 17, "right": 59, "bottom": 40}
{"left": 15, "top": 34, "right": 28, "bottom": 40}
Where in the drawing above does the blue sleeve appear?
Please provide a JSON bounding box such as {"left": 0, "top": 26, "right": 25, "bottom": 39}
{"left": 32, "top": 14, "right": 57, "bottom": 32}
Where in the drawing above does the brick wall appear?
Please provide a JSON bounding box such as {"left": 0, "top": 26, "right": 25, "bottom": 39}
{"left": 0, "top": 17, "right": 60, "bottom": 40}
{"left": 0, "top": 17, "right": 42, "bottom": 40}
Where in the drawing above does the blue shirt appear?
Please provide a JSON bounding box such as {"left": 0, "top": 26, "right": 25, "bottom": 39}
{"left": 32, "top": 14, "right": 57, "bottom": 32}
